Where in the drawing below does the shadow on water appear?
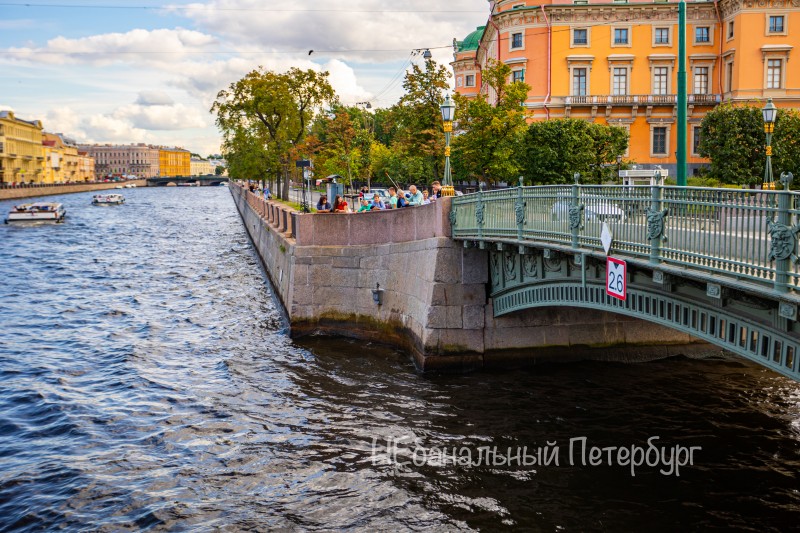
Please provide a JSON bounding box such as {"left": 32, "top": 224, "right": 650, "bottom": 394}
{"left": 0, "top": 187, "right": 798, "bottom": 531}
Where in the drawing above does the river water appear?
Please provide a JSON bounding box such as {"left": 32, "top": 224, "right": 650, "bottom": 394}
{"left": 0, "top": 187, "right": 798, "bottom": 531}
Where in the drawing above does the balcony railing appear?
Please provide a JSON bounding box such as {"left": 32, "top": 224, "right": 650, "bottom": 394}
{"left": 564, "top": 93, "right": 722, "bottom": 105}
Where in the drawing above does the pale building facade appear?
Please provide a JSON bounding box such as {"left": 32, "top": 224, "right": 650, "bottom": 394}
{"left": 79, "top": 143, "right": 160, "bottom": 180}
{"left": 190, "top": 157, "right": 216, "bottom": 176}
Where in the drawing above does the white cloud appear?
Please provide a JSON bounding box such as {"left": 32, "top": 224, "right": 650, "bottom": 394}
{"left": 2, "top": 0, "right": 489, "bottom": 154}
{"left": 115, "top": 102, "right": 208, "bottom": 130}
{"left": 135, "top": 91, "right": 175, "bottom": 106}
{"left": 7, "top": 28, "right": 218, "bottom": 66}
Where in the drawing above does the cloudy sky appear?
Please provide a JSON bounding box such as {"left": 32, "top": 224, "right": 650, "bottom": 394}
{"left": 0, "top": 0, "right": 489, "bottom": 157}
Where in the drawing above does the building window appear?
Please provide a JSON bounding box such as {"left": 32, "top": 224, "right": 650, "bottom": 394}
{"left": 653, "top": 67, "right": 669, "bottom": 95}
{"left": 512, "top": 70, "right": 525, "bottom": 83}
{"left": 573, "top": 68, "right": 587, "bottom": 96}
{"left": 728, "top": 21, "right": 734, "bottom": 39}
{"left": 573, "top": 28, "right": 588, "bottom": 45}
{"left": 725, "top": 61, "right": 734, "bottom": 92}
{"left": 767, "top": 59, "right": 782, "bottom": 89}
{"left": 511, "top": 32, "right": 523, "bottom": 49}
{"left": 769, "top": 15, "right": 785, "bottom": 33}
{"left": 456, "top": 76, "right": 463, "bottom": 87}
{"left": 613, "top": 68, "right": 628, "bottom": 95}
{"left": 654, "top": 27, "right": 670, "bottom": 45}
{"left": 465, "top": 74, "right": 475, "bottom": 87}
{"left": 693, "top": 126, "right": 702, "bottom": 155}
{"left": 694, "top": 67, "right": 709, "bottom": 94}
{"left": 695, "top": 27, "right": 710, "bottom": 44}
{"left": 653, "top": 127, "right": 668, "bottom": 155}
{"left": 614, "top": 28, "right": 629, "bottom": 45}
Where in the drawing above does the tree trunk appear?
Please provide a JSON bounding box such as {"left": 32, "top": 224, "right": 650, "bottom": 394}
{"left": 275, "top": 169, "right": 282, "bottom": 200}
{"left": 282, "top": 164, "right": 290, "bottom": 200}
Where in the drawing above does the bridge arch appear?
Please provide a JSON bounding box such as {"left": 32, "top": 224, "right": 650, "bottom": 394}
{"left": 495, "top": 279, "right": 799, "bottom": 381}
{"left": 480, "top": 243, "right": 800, "bottom": 382}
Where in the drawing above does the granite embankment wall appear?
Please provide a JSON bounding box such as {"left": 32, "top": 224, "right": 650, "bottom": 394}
{"left": 0, "top": 180, "right": 147, "bottom": 201}
{"left": 231, "top": 185, "right": 704, "bottom": 371}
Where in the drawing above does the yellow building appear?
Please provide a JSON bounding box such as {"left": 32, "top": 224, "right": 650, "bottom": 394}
{"left": 454, "top": 0, "right": 800, "bottom": 176}
{"left": 0, "top": 110, "right": 44, "bottom": 185}
{"left": 42, "top": 132, "right": 92, "bottom": 184}
{"left": 190, "top": 156, "right": 216, "bottom": 176}
{"left": 159, "top": 147, "right": 191, "bottom": 177}
{"left": 77, "top": 150, "right": 96, "bottom": 182}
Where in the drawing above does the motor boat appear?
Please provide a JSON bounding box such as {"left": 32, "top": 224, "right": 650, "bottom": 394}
{"left": 5, "top": 202, "right": 66, "bottom": 223}
{"left": 92, "top": 193, "right": 125, "bottom": 205}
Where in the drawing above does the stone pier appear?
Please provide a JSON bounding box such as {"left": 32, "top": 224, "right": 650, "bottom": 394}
{"left": 231, "top": 184, "right": 708, "bottom": 371}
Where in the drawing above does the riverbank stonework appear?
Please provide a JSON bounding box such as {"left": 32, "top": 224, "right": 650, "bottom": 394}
{"left": 231, "top": 184, "right": 708, "bottom": 371}
{"left": 0, "top": 180, "right": 147, "bottom": 201}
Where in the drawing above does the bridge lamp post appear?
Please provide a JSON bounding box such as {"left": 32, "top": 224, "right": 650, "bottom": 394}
{"left": 763, "top": 98, "right": 777, "bottom": 190}
{"left": 440, "top": 94, "right": 456, "bottom": 197}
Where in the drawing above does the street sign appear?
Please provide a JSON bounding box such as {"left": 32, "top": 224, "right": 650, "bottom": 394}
{"left": 600, "top": 222, "right": 613, "bottom": 255}
{"left": 606, "top": 257, "right": 627, "bottom": 301}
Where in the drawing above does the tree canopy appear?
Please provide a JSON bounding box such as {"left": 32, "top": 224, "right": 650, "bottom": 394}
{"left": 518, "top": 119, "right": 628, "bottom": 184}
{"left": 451, "top": 60, "right": 530, "bottom": 185}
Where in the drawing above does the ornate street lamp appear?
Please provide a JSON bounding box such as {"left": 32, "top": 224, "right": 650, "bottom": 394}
{"left": 763, "top": 98, "right": 777, "bottom": 189}
{"left": 440, "top": 94, "right": 456, "bottom": 197}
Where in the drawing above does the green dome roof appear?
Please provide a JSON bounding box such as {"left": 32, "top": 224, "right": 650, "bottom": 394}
{"left": 458, "top": 26, "right": 485, "bottom": 52}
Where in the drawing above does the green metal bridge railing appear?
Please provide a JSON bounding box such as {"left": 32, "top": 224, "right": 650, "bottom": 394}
{"left": 451, "top": 173, "right": 799, "bottom": 293}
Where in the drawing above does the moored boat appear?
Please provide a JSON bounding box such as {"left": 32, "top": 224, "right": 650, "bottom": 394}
{"left": 5, "top": 202, "right": 66, "bottom": 223}
{"left": 92, "top": 193, "right": 125, "bottom": 205}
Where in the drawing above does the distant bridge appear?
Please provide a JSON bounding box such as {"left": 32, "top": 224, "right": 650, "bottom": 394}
{"left": 146, "top": 175, "right": 229, "bottom": 187}
{"left": 451, "top": 173, "right": 800, "bottom": 382}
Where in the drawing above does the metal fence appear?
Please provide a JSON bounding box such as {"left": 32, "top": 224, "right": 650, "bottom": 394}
{"left": 451, "top": 181, "right": 800, "bottom": 292}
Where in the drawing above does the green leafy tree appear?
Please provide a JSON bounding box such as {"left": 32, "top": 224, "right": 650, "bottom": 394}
{"left": 774, "top": 108, "right": 800, "bottom": 181}
{"left": 697, "top": 103, "right": 764, "bottom": 186}
{"left": 392, "top": 58, "right": 451, "bottom": 184}
{"left": 518, "top": 119, "right": 627, "bottom": 184}
{"left": 211, "top": 67, "right": 335, "bottom": 198}
{"left": 452, "top": 60, "right": 530, "bottom": 185}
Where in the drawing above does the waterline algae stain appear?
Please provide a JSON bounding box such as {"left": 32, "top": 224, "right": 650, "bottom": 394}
{"left": 0, "top": 187, "right": 798, "bottom": 530}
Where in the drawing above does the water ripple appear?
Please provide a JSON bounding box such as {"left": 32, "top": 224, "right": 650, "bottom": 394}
{"left": 0, "top": 187, "right": 798, "bottom": 531}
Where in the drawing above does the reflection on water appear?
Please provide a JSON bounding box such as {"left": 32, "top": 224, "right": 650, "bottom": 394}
{"left": 0, "top": 187, "right": 798, "bottom": 531}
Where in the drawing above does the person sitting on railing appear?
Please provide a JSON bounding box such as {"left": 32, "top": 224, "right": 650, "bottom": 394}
{"left": 370, "top": 193, "right": 386, "bottom": 210}
{"left": 316, "top": 195, "right": 331, "bottom": 212}
{"left": 333, "top": 195, "right": 349, "bottom": 213}
{"left": 430, "top": 180, "right": 442, "bottom": 199}
{"left": 357, "top": 198, "right": 372, "bottom": 212}
{"left": 406, "top": 184, "right": 424, "bottom": 206}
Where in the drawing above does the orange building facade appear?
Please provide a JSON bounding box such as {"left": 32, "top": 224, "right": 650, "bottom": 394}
{"left": 453, "top": 0, "right": 800, "bottom": 176}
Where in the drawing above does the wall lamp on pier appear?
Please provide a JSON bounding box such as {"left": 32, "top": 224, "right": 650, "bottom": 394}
{"left": 372, "top": 283, "right": 384, "bottom": 305}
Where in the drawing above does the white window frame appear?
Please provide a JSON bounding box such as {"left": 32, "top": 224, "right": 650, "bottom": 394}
{"left": 767, "top": 14, "right": 788, "bottom": 35}
{"left": 572, "top": 67, "right": 588, "bottom": 96}
{"left": 652, "top": 66, "right": 670, "bottom": 95}
{"left": 650, "top": 124, "right": 671, "bottom": 157}
{"left": 692, "top": 125, "right": 702, "bottom": 157}
{"left": 653, "top": 27, "right": 671, "bottom": 47}
{"left": 612, "top": 67, "right": 629, "bottom": 95}
{"left": 766, "top": 58, "right": 784, "bottom": 89}
{"left": 510, "top": 31, "right": 524, "bottom": 50}
{"left": 512, "top": 69, "right": 525, "bottom": 83}
{"left": 694, "top": 26, "right": 712, "bottom": 46}
{"left": 571, "top": 27, "right": 590, "bottom": 48}
{"left": 727, "top": 21, "right": 734, "bottom": 41}
{"left": 693, "top": 66, "right": 710, "bottom": 95}
{"left": 612, "top": 26, "right": 632, "bottom": 48}
{"left": 465, "top": 74, "right": 476, "bottom": 87}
